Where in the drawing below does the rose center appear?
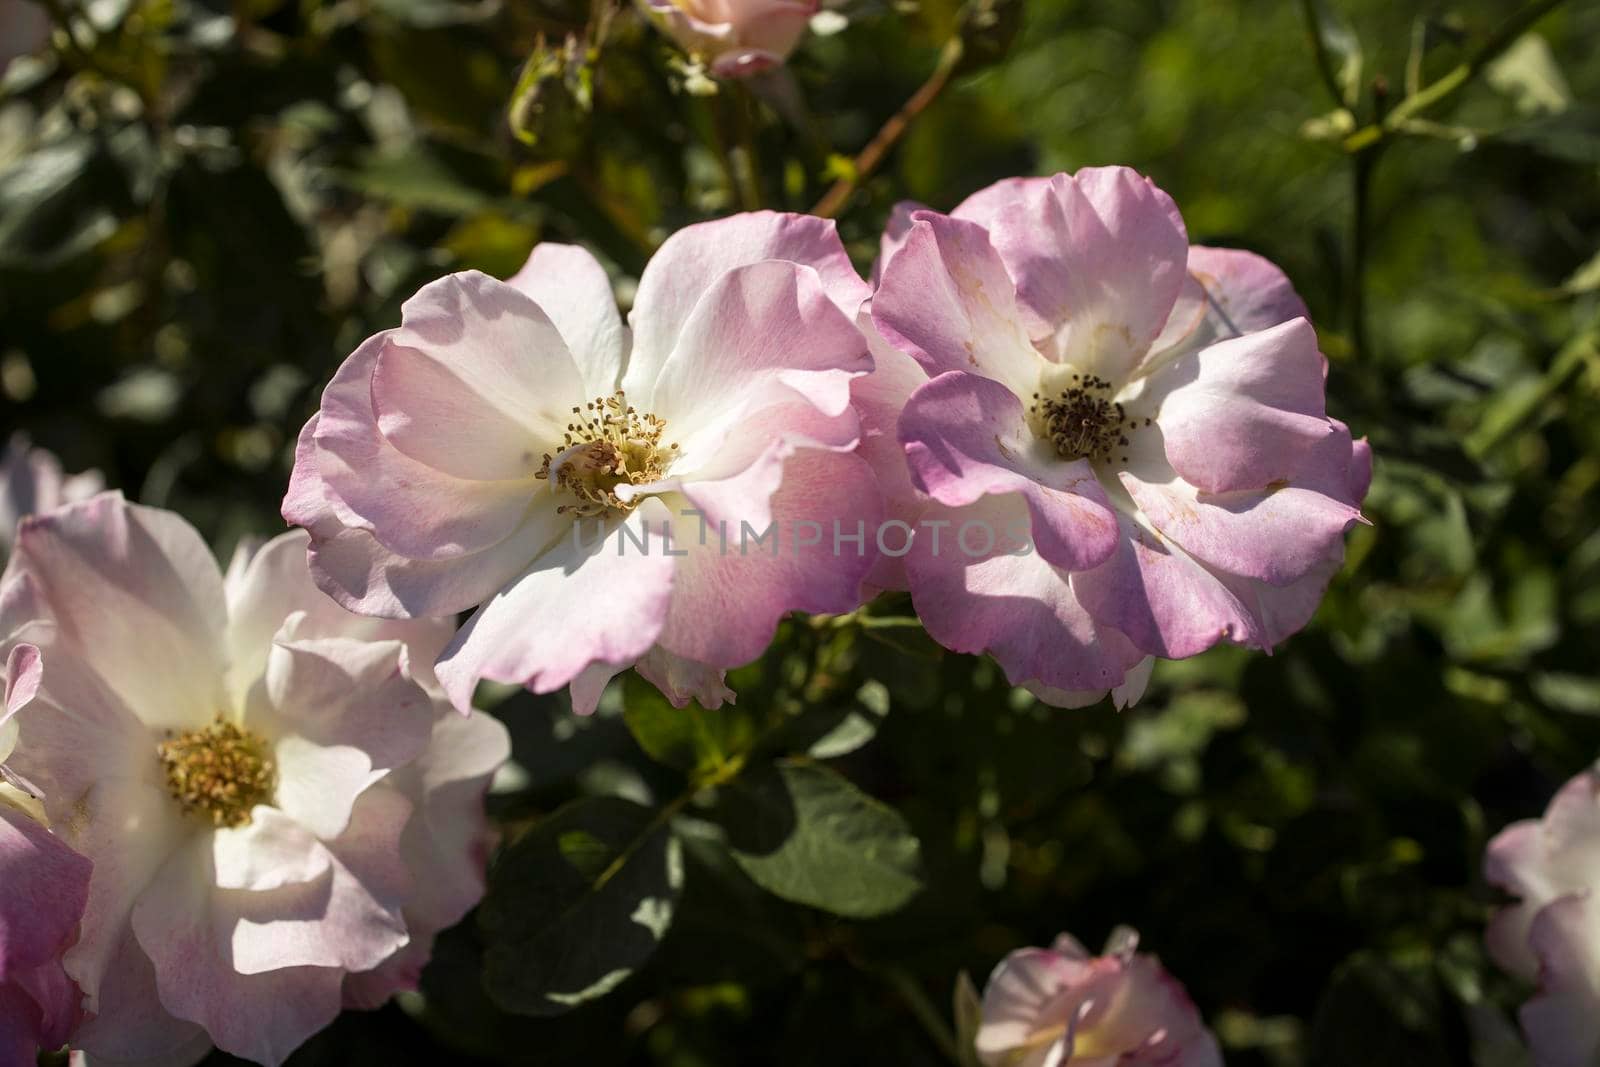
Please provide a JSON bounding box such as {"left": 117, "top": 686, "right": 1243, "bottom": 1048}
{"left": 537, "top": 390, "right": 677, "bottom": 518}
{"left": 1030, "top": 371, "right": 1131, "bottom": 464}
{"left": 156, "top": 715, "right": 276, "bottom": 828}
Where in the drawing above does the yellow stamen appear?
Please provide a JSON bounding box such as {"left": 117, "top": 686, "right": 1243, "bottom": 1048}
{"left": 156, "top": 715, "right": 275, "bottom": 828}
{"left": 535, "top": 390, "right": 678, "bottom": 518}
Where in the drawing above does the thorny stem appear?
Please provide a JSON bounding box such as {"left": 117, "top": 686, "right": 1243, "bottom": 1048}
{"left": 812, "top": 35, "right": 964, "bottom": 219}
{"left": 1340, "top": 0, "right": 1571, "bottom": 153}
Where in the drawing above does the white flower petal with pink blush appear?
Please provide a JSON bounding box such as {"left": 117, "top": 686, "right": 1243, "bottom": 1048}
{"left": 976, "top": 927, "right": 1221, "bottom": 1067}
{"left": 1, "top": 643, "right": 93, "bottom": 1065}
{"left": 871, "top": 168, "right": 1369, "bottom": 706}
{"left": 0, "top": 433, "right": 105, "bottom": 556}
{"left": 0, "top": 494, "right": 507, "bottom": 1066}
{"left": 286, "top": 212, "right": 882, "bottom": 717}
{"left": 1485, "top": 769, "right": 1600, "bottom": 1067}
{"left": 638, "top": 0, "right": 818, "bottom": 79}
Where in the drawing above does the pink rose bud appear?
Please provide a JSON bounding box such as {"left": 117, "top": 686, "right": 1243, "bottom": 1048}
{"left": 638, "top": 0, "right": 819, "bottom": 79}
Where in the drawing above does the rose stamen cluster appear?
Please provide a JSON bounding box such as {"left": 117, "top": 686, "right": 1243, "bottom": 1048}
{"left": 1030, "top": 372, "right": 1131, "bottom": 464}
{"left": 155, "top": 715, "right": 277, "bottom": 829}
{"left": 538, "top": 391, "right": 678, "bottom": 517}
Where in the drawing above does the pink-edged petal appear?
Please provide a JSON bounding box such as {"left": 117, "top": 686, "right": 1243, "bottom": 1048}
{"left": 436, "top": 498, "right": 677, "bottom": 713}
{"left": 950, "top": 176, "right": 1049, "bottom": 231}
{"left": 306, "top": 333, "right": 560, "bottom": 562}
{"left": 711, "top": 48, "right": 783, "bottom": 77}
{"left": 975, "top": 946, "right": 1077, "bottom": 1059}
{"left": 1070, "top": 506, "right": 1263, "bottom": 660}
{"left": 871, "top": 213, "right": 1043, "bottom": 400}
{"left": 871, "top": 200, "right": 929, "bottom": 285}
{"left": 0, "top": 804, "right": 91, "bottom": 981}
{"left": 1521, "top": 893, "right": 1600, "bottom": 1067}
{"left": 1151, "top": 318, "right": 1334, "bottom": 494}
{"left": 68, "top": 927, "right": 210, "bottom": 1067}
{"left": 0, "top": 641, "right": 41, "bottom": 763}
{"left": 905, "top": 496, "right": 1144, "bottom": 693}
{"left": 1121, "top": 421, "right": 1364, "bottom": 587}
{"left": 132, "top": 796, "right": 413, "bottom": 1064}
{"left": 223, "top": 788, "right": 414, "bottom": 975}
{"left": 852, "top": 315, "right": 929, "bottom": 593}
{"left": 506, "top": 243, "right": 627, "bottom": 398}
{"left": 262, "top": 635, "right": 433, "bottom": 838}
{"left": 1184, "top": 244, "right": 1310, "bottom": 344}
{"left": 568, "top": 661, "right": 624, "bottom": 717}
{"left": 264, "top": 635, "right": 434, "bottom": 772}
{"left": 381, "top": 270, "right": 586, "bottom": 476}
{"left": 56, "top": 779, "right": 189, "bottom": 1021}
{"left": 1023, "top": 655, "right": 1154, "bottom": 711}
{"left": 1486, "top": 772, "right": 1600, "bottom": 981}
{"left": 625, "top": 212, "right": 868, "bottom": 400}
{"left": 8, "top": 493, "right": 228, "bottom": 731}
{"left": 385, "top": 709, "right": 508, "bottom": 934}
{"left": 210, "top": 807, "right": 329, "bottom": 892}
{"left": 655, "top": 449, "right": 880, "bottom": 667}
{"left": 342, "top": 937, "right": 432, "bottom": 1011}
{"left": 672, "top": 393, "right": 861, "bottom": 540}
{"left": 222, "top": 528, "right": 458, "bottom": 702}
{"left": 1213, "top": 557, "right": 1343, "bottom": 650}
{"left": 285, "top": 416, "right": 555, "bottom": 620}
{"left": 648, "top": 259, "right": 870, "bottom": 467}
{"left": 976, "top": 168, "right": 1189, "bottom": 382}
{"left": 15, "top": 953, "right": 83, "bottom": 1051}
{"left": 636, "top": 646, "right": 735, "bottom": 710}
{"left": 899, "top": 371, "right": 1118, "bottom": 573}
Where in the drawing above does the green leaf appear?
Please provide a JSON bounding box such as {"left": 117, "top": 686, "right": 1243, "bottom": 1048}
{"left": 621, "top": 672, "right": 754, "bottom": 775}
{"left": 714, "top": 760, "right": 923, "bottom": 919}
{"left": 480, "top": 796, "right": 683, "bottom": 1015}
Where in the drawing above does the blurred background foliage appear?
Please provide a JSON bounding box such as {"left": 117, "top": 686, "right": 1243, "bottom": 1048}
{"left": 4, "top": 0, "right": 1600, "bottom": 1063}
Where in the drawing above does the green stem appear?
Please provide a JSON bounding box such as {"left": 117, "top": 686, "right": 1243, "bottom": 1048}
{"left": 1342, "top": 0, "right": 1570, "bottom": 152}
{"left": 1297, "top": 0, "right": 1350, "bottom": 107}
{"left": 1346, "top": 146, "right": 1378, "bottom": 361}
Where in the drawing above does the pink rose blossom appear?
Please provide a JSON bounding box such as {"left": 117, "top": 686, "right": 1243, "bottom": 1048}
{"left": 0, "top": 493, "right": 508, "bottom": 1066}
{"left": 284, "top": 212, "right": 882, "bottom": 716}
{"left": 869, "top": 169, "right": 1370, "bottom": 704}
{"left": 0, "top": 434, "right": 104, "bottom": 555}
{"left": 976, "top": 927, "right": 1222, "bottom": 1067}
{"left": 1486, "top": 769, "right": 1600, "bottom": 1067}
{"left": 0, "top": 643, "right": 92, "bottom": 1065}
{"left": 639, "top": 0, "right": 818, "bottom": 79}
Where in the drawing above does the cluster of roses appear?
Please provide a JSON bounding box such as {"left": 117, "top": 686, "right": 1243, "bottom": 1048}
{"left": 1, "top": 166, "right": 1373, "bottom": 1066}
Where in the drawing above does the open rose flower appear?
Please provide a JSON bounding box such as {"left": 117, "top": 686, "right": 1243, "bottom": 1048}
{"left": 639, "top": 0, "right": 818, "bottom": 79}
{"left": 0, "top": 493, "right": 508, "bottom": 1066}
{"left": 977, "top": 927, "right": 1222, "bottom": 1066}
{"left": 285, "top": 212, "right": 881, "bottom": 716}
{"left": 1486, "top": 769, "right": 1600, "bottom": 1067}
{"left": 0, "top": 433, "right": 104, "bottom": 556}
{"left": 869, "top": 168, "right": 1370, "bottom": 704}
{"left": 1, "top": 643, "right": 92, "bottom": 1065}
